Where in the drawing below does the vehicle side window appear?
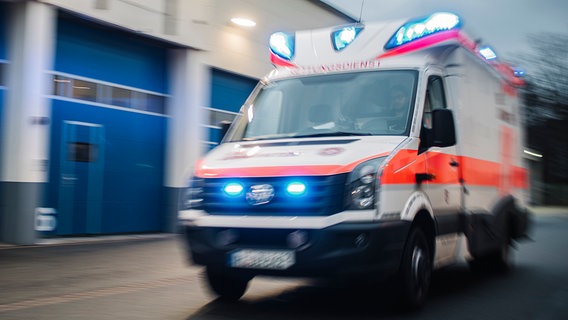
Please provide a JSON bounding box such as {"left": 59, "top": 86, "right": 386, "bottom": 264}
{"left": 420, "top": 76, "right": 447, "bottom": 152}
{"left": 427, "top": 76, "right": 446, "bottom": 111}
{"left": 423, "top": 76, "right": 446, "bottom": 129}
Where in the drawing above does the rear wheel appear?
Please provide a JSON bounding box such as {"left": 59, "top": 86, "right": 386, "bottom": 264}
{"left": 470, "top": 223, "right": 514, "bottom": 274}
{"left": 204, "top": 267, "right": 251, "bottom": 301}
{"left": 397, "top": 227, "right": 432, "bottom": 310}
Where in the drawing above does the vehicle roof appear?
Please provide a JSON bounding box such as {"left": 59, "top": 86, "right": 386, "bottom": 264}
{"left": 266, "top": 14, "right": 523, "bottom": 86}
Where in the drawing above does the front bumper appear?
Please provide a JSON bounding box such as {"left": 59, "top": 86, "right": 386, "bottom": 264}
{"left": 182, "top": 220, "right": 411, "bottom": 280}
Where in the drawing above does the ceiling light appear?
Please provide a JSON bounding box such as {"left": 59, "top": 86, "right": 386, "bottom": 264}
{"left": 231, "top": 18, "right": 256, "bottom": 27}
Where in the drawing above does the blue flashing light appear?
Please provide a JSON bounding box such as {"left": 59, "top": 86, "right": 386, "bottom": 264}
{"left": 385, "top": 12, "right": 461, "bottom": 49}
{"left": 223, "top": 183, "right": 244, "bottom": 197}
{"left": 286, "top": 182, "right": 306, "bottom": 196}
{"left": 479, "top": 46, "right": 497, "bottom": 60}
{"left": 332, "top": 25, "right": 363, "bottom": 51}
{"left": 269, "top": 32, "right": 295, "bottom": 60}
{"left": 513, "top": 67, "right": 525, "bottom": 77}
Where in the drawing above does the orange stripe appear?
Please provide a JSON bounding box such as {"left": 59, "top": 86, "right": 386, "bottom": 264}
{"left": 512, "top": 166, "right": 529, "bottom": 189}
{"left": 461, "top": 156, "right": 528, "bottom": 189}
{"left": 198, "top": 165, "right": 347, "bottom": 177}
{"left": 460, "top": 157, "right": 500, "bottom": 186}
{"left": 423, "top": 152, "right": 460, "bottom": 184}
{"left": 381, "top": 149, "right": 528, "bottom": 189}
{"left": 195, "top": 149, "right": 528, "bottom": 190}
{"left": 381, "top": 149, "right": 424, "bottom": 184}
{"left": 195, "top": 152, "right": 390, "bottom": 178}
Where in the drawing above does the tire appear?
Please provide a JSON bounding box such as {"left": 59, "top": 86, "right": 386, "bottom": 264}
{"left": 489, "top": 234, "right": 514, "bottom": 272}
{"left": 205, "top": 267, "right": 250, "bottom": 302}
{"left": 397, "top": 227, "right": 432, "bottom": 310}
{"left": 469, "top": 224, "right": 514, "bottom": 274}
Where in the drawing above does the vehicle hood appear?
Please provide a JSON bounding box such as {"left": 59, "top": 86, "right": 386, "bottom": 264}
{"left": 194, "top": 136, "right": 406, "bottom": 178}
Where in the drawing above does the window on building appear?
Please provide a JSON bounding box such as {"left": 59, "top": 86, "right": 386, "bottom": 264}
{"left": 111, "top": 86, "right": 131, "bottom": 108}
{"left": 51, "top": 73, "right": 167, "bottom": 114}
{"left": 145, "top": 94, "right": 166, "bottom": 114}
{"left": 72, "top": 79, "right": 98, "bottom": 102}
{"left": 68, "top": 142, "right": 98, "bottom": 162}
{"left": 53, "top": 75, "right": 72, "bottom": 96}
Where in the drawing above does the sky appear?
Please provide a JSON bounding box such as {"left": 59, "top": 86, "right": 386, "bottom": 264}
{"left": 323, "top": 0, "right": 568, "bottom": 63}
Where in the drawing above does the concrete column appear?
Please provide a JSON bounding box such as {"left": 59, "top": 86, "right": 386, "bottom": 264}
{"left": 0, "top": 2, "right": 56, "bottom": 244}
{"left": 163, "top": 48, "right": 209, "bottom": 232}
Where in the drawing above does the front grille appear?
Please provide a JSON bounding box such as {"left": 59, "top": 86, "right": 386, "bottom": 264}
{"left": 202, "top": 174, "right": 347, "bottom": 216}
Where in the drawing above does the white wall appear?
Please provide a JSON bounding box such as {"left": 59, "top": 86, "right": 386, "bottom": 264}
{"left": 204, "top": 0, "right": 355, "bottom": 78}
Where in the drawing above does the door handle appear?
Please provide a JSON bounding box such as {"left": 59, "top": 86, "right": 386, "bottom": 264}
{"left": 416, "top": 173, "right": 435, "bottom": 184}
{"left": 449, "top": 159, "right": 459, "bottom": 167}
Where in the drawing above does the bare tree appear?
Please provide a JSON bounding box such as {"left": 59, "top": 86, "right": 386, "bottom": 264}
{"left": 513, "top": 32, "right": 568, "bottom": 205}
{"left": 516, "top": 32, "right": 568, "bottom": 123}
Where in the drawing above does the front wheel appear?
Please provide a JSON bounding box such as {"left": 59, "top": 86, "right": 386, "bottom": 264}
{"left": 397, "top": 227, "right": 432, "bottom": 310}
{"left": 204, "top": 267, "right": 251, "bottom": 302}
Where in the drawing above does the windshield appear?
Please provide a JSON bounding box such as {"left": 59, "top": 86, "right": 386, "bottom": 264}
{"left": 225, "top": 70, "right": 417, "bottom": 142}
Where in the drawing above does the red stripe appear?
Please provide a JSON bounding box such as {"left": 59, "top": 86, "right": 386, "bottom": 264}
{"left": 270, "top": 52, "right": 297, "bottom": 67}
{"left": 378, "top": 30, "right": 463, "bottom": 59}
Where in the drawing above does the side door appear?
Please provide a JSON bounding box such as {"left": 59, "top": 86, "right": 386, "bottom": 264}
{"left": 419, "top": 75, "right": 462, "bottom": 266}
{"left": 57, "top": 121, "right": 105, "bottom": 235}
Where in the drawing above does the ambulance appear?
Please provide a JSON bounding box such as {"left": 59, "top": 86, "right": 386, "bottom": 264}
{"left": 178, "top": 12, "right": 531, "bottom": 309}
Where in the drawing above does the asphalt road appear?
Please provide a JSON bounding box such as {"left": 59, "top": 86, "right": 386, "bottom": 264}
{"left": 1, "top": 210, "right": 567, "bottom": 320}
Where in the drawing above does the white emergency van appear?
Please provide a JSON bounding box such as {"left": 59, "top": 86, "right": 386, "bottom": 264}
{"left": 179, "top": 12, "right": 531, "bottom": 309}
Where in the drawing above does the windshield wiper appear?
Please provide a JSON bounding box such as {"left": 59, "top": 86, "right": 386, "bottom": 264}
{"left": 291, "top": 131, "right": 372, "bottom": 138}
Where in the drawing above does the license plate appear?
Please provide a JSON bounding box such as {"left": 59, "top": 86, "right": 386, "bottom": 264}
{"left": 229, "top": 249, "right": 295, "bottom": 270}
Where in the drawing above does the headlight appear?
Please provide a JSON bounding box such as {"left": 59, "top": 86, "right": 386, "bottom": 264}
{"left": 345, "top": 157, "right": 385, "bottom": 210}
{"left": 180, "top": 177, "right": 204, "bottom": 210}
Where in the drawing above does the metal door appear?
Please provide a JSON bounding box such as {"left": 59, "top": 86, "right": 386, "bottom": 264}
{"left": 57, "top": 121, "right": 105, "bottom": 235}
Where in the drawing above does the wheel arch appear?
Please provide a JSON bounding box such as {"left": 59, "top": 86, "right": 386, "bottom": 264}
{"left": 411, "top": 210, "right": 436, "bottom": 262}
{"left": 401, "top": 191, "right": 436, "bottom": 260}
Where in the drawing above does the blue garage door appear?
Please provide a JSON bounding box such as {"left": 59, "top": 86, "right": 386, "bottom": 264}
{"left": 47, "top": 14, "right": 168, "bottom": 235}
{"left": 206, "top": 69, "right": 257, "bottom": 149}
{"left": 0, "top": 4, "right": 8, "bottom": 174}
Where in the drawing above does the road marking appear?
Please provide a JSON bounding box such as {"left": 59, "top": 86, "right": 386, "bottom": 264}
{"left": 0, "top": 275, "right": 195, "bottom": 313}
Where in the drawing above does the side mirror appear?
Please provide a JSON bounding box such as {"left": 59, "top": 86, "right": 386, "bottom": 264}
{"left": 219, "top": 121, "right": 232, "bottom": 141}
{"left": 431, "top": 109, "right": 456, "bottom": 147}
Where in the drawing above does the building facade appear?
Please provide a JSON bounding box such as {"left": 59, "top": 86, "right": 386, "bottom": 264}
{"left": 0, "top": 0, "right": 353, "bottom": 244}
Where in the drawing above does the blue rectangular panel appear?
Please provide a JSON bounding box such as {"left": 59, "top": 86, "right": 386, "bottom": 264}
{"left": 48, "top": 99, "right": 166, "bottom": 235}
{"left": 55, "top": 17, "right": 168, "bottom": 93}
{"left": 210, "top": 68, "right": 257, "bottom": 113}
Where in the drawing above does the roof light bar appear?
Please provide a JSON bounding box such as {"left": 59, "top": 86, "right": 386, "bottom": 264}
{"left": 513, "top": 67, "right": 525, "bottom": 77}
{"left": 269, "top": 32, "right": 295, "bottom": 61}
{"left": 332, "top": 25, "right": 363, "bottom": 51}
{"left": 385, "top": 12, "right": 461, "bottom": 50}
